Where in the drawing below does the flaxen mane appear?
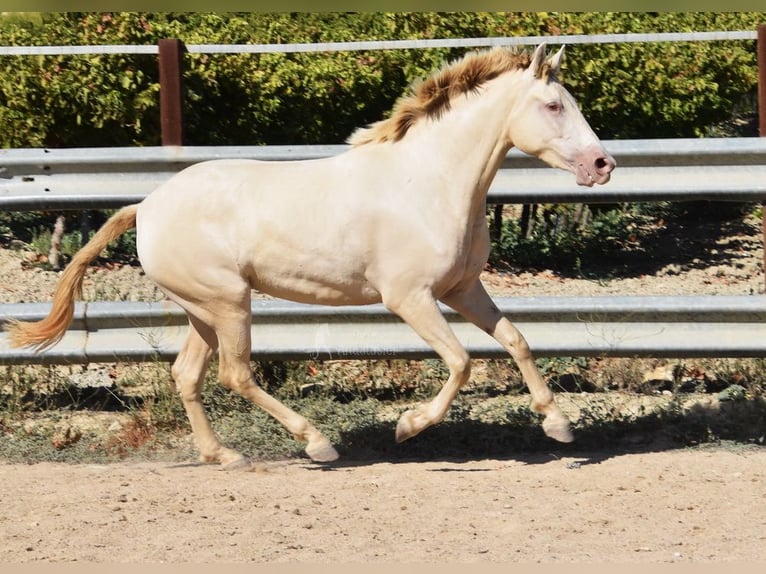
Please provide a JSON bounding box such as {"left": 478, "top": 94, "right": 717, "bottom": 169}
{"left": 348, "top": 46, "right": 550, "bottom": 146}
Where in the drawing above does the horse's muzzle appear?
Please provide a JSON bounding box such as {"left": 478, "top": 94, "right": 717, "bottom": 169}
{"left": 594, "top": 153, "right": 617, "bottom": 183}
{"left": 576, "top": 149, "right": 616, "bottom": 187}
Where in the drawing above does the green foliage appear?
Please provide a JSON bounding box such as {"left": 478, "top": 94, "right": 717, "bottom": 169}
{"left": 2, "top": 210, "right": 139, "bottom": 266}
{"left": 0, "top": 13, "right": 160, "bottom": 147}
{"left": 0, "top": 211, "right": 49, "bottom": 243}
{"left": 489, "top": 203, "right": 637, "bottom": 272}
{"left": 28, "top": 225, "right": 81, "bottom": 261}
{"left": 0, "top": 12, "right": 762, "bottom": 148}
{"left": 546, "top": 12, "right": 761, "bottom": 138}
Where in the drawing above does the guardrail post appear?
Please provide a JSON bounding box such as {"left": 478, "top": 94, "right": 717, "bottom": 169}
{"left": 158, "top": 38, "right": 186, "bottom": 146}
{"left": 758, "top": 24, "right": 766, "bottom": 289}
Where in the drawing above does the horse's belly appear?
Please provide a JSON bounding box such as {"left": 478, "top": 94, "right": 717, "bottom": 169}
{"left": 251, "top": 273, "right": 382, "bottom": 306}
{"left": 243, "top": 254, "right": 382, "bottom": 306}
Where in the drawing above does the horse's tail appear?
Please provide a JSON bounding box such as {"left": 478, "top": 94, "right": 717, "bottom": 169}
{"left": 5, "top": 204, "right": 139, "bottom": 351}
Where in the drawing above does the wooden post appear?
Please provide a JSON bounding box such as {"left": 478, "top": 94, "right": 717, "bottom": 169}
{"left": 158, "top": 38, "right": 186, "bottom": 146}
{"left": 758, "top": 25, "right": 766, "bottom": 290}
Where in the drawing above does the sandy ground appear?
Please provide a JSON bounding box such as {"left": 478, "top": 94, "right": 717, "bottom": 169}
{"left": 0, "top": 448, "right": 764, "bottom": 563}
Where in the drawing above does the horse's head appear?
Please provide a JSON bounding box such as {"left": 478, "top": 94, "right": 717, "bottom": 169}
{"left": 509, "top": 44, "right": 615, "bottom": 187}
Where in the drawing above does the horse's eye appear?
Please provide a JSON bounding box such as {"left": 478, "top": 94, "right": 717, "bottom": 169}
{"left": 546, "top": 101, "right": 562, "bottom": 113}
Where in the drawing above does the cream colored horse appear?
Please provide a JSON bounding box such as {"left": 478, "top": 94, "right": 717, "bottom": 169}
{"left": 8, "top": 44, "right": 615, "bottom": 467}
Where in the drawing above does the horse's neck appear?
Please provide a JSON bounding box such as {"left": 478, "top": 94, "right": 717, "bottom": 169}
{"left": 396, "top": 74, "right": 519, "bottom": 218}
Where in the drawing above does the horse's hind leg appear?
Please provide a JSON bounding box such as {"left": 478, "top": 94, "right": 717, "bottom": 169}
{"left": 211, "top": 293, "right": 339, "bottom": 463}
{"left": 171, "top": 316, "right": 248, "bottom": 468}
{"left": 383, "top": 289, "right": 472, "bottom": 443}
{"left": 442, "top": 280, "right": 573, "bottom": 443}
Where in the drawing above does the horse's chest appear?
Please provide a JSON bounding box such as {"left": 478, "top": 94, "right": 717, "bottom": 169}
{"left": 432, "top": 221, "right": 490, "bottom": 285}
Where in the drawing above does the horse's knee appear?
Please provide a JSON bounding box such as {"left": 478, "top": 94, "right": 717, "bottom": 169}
{"left": 499, "top": 323, "right": 533, "bottom": 362}
{"left": 170, "top": 360, "right": 183, "bottom": 388}
{"left": 452, "top": 352, "right": 471, "bottom": 381}
{"left": 510, "top": 338, "right": 532, "bottom": 362}
{"left": 218, "top": 361, "right": 256, "bottom": 394}
{"left": 170, "top": 365, "right": 193, "bottom": 400}
{"left": 173, "top": 376, "right": 202, "bottom": 403}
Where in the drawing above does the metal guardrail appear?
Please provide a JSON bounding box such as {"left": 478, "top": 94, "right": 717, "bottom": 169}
{"left": 2, "top": 138, "right": 766, "bottom": 211}
{"left": 1, "top": 296, "right": 765, "bottom": 365}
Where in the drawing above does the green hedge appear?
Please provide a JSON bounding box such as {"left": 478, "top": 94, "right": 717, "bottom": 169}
{"left": 0, "top": 12, "right": 762, "bottom": 148}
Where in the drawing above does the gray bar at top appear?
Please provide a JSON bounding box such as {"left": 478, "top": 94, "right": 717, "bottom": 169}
{"left": 0, "top": 30, "right": 757, "bottom": 57}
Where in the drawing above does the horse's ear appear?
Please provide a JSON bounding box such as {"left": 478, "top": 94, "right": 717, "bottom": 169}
{"left": 548, "top": 45, "right": 565, "bottom": 75}
{"left": 530, "top": 43, "right": 547, "bottom": 79}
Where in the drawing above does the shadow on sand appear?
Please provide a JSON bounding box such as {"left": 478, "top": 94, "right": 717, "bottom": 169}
{"left": 305, "top": 394, "right": 766, "bottom": 470}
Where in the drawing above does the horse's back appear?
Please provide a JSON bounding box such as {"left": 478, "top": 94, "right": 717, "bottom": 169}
{"left": 135, "top": 154, "right": 388, "bottom": 306}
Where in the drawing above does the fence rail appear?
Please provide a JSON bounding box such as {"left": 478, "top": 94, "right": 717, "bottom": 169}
{"left": 1, "top": 296, "right": 765, "bottom": 365}
{"left": 0, "top": 30, "right": 757, "bottom": 56}
{"left": 2, "top": 138, "right": 766, "bottom": 211}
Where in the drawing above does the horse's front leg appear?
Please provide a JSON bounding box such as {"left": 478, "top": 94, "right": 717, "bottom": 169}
{"left": 441, "top": 280, "right": 573, "bottom": 443}
{"left": 384, "top": 289, "right": 472, "bottom": 443}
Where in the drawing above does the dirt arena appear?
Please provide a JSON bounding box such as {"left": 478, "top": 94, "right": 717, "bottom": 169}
{"left": 0, "top": 447, "right": 764, "bottom": 563}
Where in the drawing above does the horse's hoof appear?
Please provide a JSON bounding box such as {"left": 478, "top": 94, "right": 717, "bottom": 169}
{"left": 213, "top": 447, "right": 250, "bottom": 470}
{"left": 306, "top": 440, "right": 339, "bottom": 463}
{"left": 542, "top": 413, "right": 574, "bottom": 443}
{"left": 221, "top": 456, "right": 253, "bottom": 471}
{"left": 395, "top": 409, "right": 429, "bottom": 443}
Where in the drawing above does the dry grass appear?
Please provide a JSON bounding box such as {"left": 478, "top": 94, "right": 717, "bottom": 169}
{"left": 1, "top": 355, "right": 764, "bottom": 464}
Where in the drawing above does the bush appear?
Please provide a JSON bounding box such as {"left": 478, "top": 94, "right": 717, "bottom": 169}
{"left": 489, "top": 203, "right": 637, "bottom": 272}
{"left": 0, "top": 12, "right": 762, "bottom": 148}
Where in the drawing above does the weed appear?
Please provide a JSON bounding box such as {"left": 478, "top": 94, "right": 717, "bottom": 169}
{"left": 4, "top": 210, "right": 139, "bottom": 267}
{"left": 104, "top": 413, "right": 155, "bottom": 458}
{"left": 1, "top": 355, "right": 765, "bottom": 463}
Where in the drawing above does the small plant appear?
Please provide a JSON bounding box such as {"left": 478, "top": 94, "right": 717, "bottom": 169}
{"left": 104, "top": 413, "right": 155, "bottom": 458}
{"left": 488, "top": 203, "right": 637, "bottom": 273}
{"left": 9, "top": 211, "right": 139, "bottom": 269}
{"left": 28, "top": 225, "right": 82, "bottom": 265}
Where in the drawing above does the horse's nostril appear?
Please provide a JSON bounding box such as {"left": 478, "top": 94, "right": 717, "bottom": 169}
{"left": 595, "top": 156, "right": 616, "bottom": 174}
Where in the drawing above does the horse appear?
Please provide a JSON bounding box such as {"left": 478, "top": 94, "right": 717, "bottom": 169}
{"left": 7, "top": 44, "right": 616, "bottom": 468}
